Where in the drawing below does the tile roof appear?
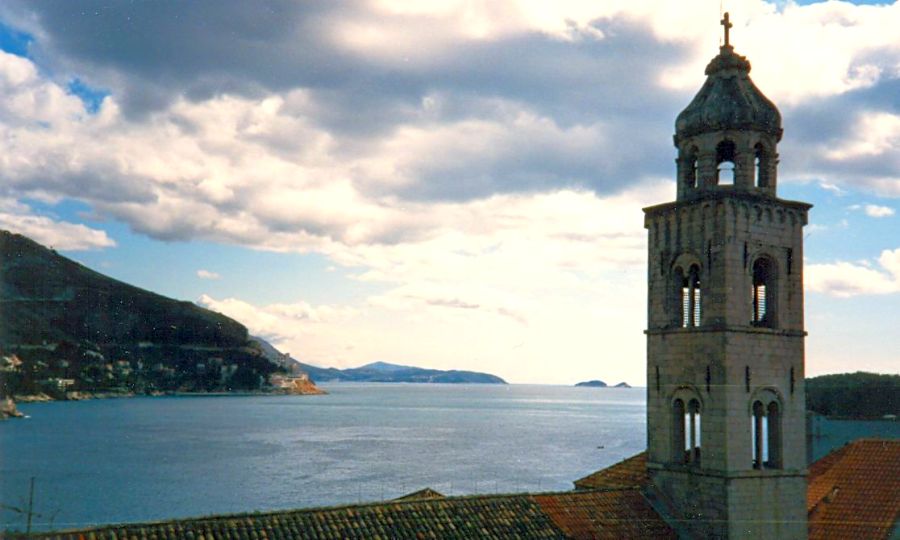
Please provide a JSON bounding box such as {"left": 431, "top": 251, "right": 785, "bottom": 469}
{"left": 535, "top": 490, "right": 676, "bottom": 539}
{"left": 807, "top": 438, "right": 900, "bottom": 540}
{"left": 572, "top": 452, "right": 649, "bottom": 490}
{"left": 25, "top": 489, "right": 672, "bottom": 540}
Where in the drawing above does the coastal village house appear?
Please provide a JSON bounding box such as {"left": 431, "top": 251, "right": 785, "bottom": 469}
{"left": 26, "top": 15, "right": 899, "bottom": 540}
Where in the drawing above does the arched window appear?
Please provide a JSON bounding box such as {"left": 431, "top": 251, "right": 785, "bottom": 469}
{"left": 672, "top": 394, "right": 702, "bottom": 466}
{"left": 751, "top": 257, "right": 776, "bottom": 327}
{"left": 716, "top": 140, "right": 736, "bottom": 185}
{"left": 751, "top": 395, "right": 782, "bottom": 469}
{"left": 679, "top": 265, "right": 701, "bottom": 327}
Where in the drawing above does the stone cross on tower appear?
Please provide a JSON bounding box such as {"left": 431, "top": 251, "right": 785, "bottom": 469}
{"left": 721, "top": 12, "right": 733, "bottom": 47}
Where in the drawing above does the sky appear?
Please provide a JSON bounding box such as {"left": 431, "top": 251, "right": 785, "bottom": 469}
{"left": 0, "top": 0, "right": 898, "bottom": 385}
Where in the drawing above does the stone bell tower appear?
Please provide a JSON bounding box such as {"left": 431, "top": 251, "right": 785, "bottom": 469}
{"left": 642, "top": 14, "right": 810, "bottom": 539}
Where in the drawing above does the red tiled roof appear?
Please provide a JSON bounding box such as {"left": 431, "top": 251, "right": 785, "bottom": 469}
{"left": 28, "top": 494, "right": 566, "bottom": 540}
{"left": 26, "top": 489, "right": 671, "bottom": 540}
{"left": 572, "top": 452, "right": 649, "bottom": 490}
{"left": 807, "top": 439, "right": 900, "bottom": 540}
{"left": 535, "top": 489, "right": 676, "bottom": 539}
{"left": 575, "top": 439, "right": 900, "bottom": 539}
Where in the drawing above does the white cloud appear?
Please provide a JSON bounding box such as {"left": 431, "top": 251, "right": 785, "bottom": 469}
{"left": 827, "top": 112, "right": 900, "bottom": 161}
{"left": 848, "top": 203, "right": 895, "bottom": 218}
{"left": 1, "top": 2, "right": 898, "bottom": 249}
{"left": 818, "top": 182, "right": 846, "bottom": 196}
{"left": 807, "top": 248, "right": 900, "bottom": 297}
{"left": 0, "top": 197, "right": 115, "bottom": 250}
{"left": 864, "top": 204, "right": 895, "bottom": 218}
{"left": 196, "top": 269, "right": 220, "bottom": 280}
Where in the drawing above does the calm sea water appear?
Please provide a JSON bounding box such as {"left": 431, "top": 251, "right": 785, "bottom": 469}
{"left": 0, "top": 384, "right": 646, "bottom": 532}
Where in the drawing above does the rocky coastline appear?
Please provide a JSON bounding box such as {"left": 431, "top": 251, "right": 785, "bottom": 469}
{"left": 14, "top": 391, "right": 139, "bottom": 403}
{"left": 7, "top": 383, "right": 326, "bottom": 410}
{"left": 280, "top": 377, "right": 328, "bottom": 395}
{"left": 1, "top": 397, "right": 24, "bottom": 419}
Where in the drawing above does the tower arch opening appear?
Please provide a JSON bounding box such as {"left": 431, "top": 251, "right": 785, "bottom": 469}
{"left": 671, "top": 389, "right": 703, "bottom": 466}
{"left": 672, "top": 257, "right": 702, "bottom": 328}
{"left": 716, "top": 140, "right": 736, "bottom": 185}
{"left": 750, "top": 390, "right": 783, "bottom": 469}
{"left": 751, "top": 256, "right": 777, "bottom": 327}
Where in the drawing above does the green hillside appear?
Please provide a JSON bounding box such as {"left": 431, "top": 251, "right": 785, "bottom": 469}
{"left": 807, "top": 372, "right": 899, "bottom": 418}
{"left": 0, "top": 230, "right": 280, "bottom": 397}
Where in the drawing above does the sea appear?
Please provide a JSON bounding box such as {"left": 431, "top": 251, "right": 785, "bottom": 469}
{"left": 0, "top": 384, "right": 646, "bottom": 532}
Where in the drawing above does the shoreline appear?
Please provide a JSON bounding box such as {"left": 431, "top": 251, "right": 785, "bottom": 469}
{"left": 10, "top": 387, "right": 327, "bottom": 406}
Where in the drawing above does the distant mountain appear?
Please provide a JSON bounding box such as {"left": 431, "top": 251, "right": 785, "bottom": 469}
{"left": 613, "top": 382, "right": 632, "bottom": 388}
{"left": 0, "top": 230, "right": 284, "bottom": 398}
{"left": 575, "top": 380, "right": 607, "bottom": 387}
{"left": 299, "top": 361, "right": 506, "bottom": 384}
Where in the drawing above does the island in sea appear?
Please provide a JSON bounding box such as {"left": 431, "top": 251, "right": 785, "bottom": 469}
{"left": 575, "top": 380, "right": 632, "bottom": 388}
{"left": 297, "top": 360, "right": 507, "bottom": 384}
{"left": 0, "top": 230, "right": 324, "bottom": 407}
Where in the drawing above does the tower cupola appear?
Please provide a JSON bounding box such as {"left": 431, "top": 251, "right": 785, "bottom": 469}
{"left": 675, "top": 47, "right": 781, "bottom": 142}
{"left": 674, "top": 14, "right": 782, "bottom": 199}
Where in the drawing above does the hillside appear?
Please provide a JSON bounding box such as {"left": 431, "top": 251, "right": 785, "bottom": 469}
{"left": 806, "top": 372, "right": 899, "bottom": 418}
{"left": 0, "top": 230, "right": 283, "bottom": 397}
{"left": 299, "top": 361, "right": 506, "bottom": 384}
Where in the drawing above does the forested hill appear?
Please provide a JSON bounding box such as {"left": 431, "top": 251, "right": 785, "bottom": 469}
{"left": 806, "top": 372, "right": 899, "bottom": 418}
{"left": 0, "top": 230, "right": 280, "bottom": 397}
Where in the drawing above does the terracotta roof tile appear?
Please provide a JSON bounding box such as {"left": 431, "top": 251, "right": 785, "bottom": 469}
{"left": 25, "top": 493, "right": 567, "bottom": 540}
{"left": 807, "top": 439, "right": 900, "bottom": 540}
{"left": 23, "top": 488, "right": 675, "bottom": 540}
{"left": 534, "top": 490, "right": 676, "bottom": 539}
{"left": 572, "top": 452, "right": 649, "bottom": 490}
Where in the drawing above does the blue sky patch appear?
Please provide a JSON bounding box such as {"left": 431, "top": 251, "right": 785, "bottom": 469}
{"left": 67, "top": 78, "right": 109, "bottom": 114}
{"left": 0, "top": 21, "right": 33, "bottom": 58}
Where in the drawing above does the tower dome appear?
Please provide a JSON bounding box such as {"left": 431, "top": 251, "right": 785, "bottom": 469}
{"left": 673, "top": 14, "right": 783, "bottom": 200}
{"left": 674, "top": 45, "right": 782, "bottom": 144}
